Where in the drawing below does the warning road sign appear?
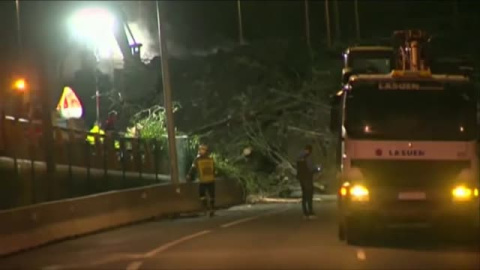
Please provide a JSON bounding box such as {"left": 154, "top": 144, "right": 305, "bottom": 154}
{"left": 56, "top": 86, "right": 83, "bottom": 119}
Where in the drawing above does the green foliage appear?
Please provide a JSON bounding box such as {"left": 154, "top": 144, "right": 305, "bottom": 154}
{"left": 186, "top": 135, "right": 200, "bottom": 153}
{"left": 184, "top": 135, "right": 201, "bottom": 171}
{"left": 212, "top": 153, "right": 290, "bottom": 196}
{"left": 130, "top": 105, "right": 166, "bottom": 139}
{"left": 127, "top": 105, "right": 168, "bottom": 149}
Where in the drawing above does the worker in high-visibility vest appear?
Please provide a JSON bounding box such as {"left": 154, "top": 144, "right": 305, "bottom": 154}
{"left": 186, "top": 144, "right": 216, "bottom": 217}
{"left": 86, "top": 123, "right": 105, "bottom": 145}
{"left": 86, "top": 122, "right": 121, "bottom": 150}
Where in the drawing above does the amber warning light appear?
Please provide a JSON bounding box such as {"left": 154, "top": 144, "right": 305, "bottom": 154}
{"left": 13, "top": 79, "right": 27, "bottom": 92}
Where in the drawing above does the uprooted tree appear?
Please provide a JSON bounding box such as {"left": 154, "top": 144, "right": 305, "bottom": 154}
{"left": 112, "top": 39, "right": 342, "bottom": 197}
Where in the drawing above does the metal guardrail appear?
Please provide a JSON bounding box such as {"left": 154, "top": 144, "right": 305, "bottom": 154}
{"left": 0, "top": 115, "right": 173, "bottom": 210}
{"left": 0, "top": 116, "right": 168, "bottom": 174}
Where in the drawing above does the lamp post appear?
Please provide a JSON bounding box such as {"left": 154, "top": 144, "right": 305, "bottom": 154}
{"left": 69, "top": 8, "right": 116, "bottom": 127}
{"left": 333, "top": 0, "right": 341, "bottom": 41}
{"left": 15, "top": 0, "right": 22, "bottom": 56}
{"left": 325, "top": 0, "right": 332, "bottom": 48}
{"left": 156, "top": 1, "right": 180, "bottom": 189}
{"left": 14, "top": 0, "right": 29, "bottom": 116}
{"left": 304, "top": 0, "right": 311, "bottom": 52}
{"left": 237, "top": 0, "right": 245, "bottom": 45}
{"left": 354, "top": 0, "right": 361, "bottom": 40}
{"left": 94, "top": 72, "right": 100, "bottom": 125}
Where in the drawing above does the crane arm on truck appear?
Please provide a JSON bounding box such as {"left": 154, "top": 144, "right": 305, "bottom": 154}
{"left": 107, "top": 3, "right": 143, "bottom": 67}
{"left": 392, "top": 29, "right": 431, "bottom": 71}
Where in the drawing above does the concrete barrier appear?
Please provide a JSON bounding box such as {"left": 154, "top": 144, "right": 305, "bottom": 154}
{"left": 0, "top": 179, "right": 244, "bottom": 256}
{"left": 0, "top": 157, "right": 171, "bottom": 210}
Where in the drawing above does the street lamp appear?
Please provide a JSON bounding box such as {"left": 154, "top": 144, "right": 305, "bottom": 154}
{"left": 69, "top": 7, "right": 118, "bottom": 59}
{"left": 15, "top": 0, "right": 22, "bottom": 57}
{"left": 237, "top": 0, "right": 245, "bottom": 45}
{"left": 11, "top": 78, "right": 29, "bottom": 117}
{"left": 68, "top": 7, "right": 118, "bottom": 125}
{"left": 13, "top": 78, "right": 27, "bottom": 92}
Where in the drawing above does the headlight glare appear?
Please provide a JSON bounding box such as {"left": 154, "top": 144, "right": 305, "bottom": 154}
{"left": 350, "top": 185, "right": 369, "bottom": 202}
{"left": 340, "top": 182, "right": 350, "bottom": 196}
{"left": 452, "top": 185, "right": 473, "bottom": 201}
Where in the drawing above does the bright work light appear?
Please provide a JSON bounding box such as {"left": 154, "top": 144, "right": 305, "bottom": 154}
{"left": 13, "top": 78, "right": 27, "bottom": 92}
{"left": 68, "top": 7, "right": 119, "bottom": 59}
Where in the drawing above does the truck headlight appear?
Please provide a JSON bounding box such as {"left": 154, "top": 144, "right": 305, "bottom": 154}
{"left": 350, "top": 185, "right": 369, "bottom": 202}
{"left": 340, "top": 182, "right": 350, "bottom": 197}
{"left": 452, "top": 185, "right": 473, "bottom": 201}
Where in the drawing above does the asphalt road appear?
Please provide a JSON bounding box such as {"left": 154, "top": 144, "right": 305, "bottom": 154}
{"left": 1, "top": 201, "right": 479, "bottom": 270}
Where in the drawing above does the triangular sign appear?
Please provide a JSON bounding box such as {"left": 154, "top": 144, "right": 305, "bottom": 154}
{"left": 56, "top": 86, "right": 83, "bottom": 119}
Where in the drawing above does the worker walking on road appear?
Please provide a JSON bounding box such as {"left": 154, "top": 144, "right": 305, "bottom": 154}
{"left": 297, "top": 144, "right": 318, "bottom": 220}
{"left": 187, "top": 144, "right": 216, "bottom": 217}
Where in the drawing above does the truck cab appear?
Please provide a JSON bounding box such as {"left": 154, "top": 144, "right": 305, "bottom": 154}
{"left": 332, "top": 30, "right": 479, "bottom": 245}
{"left": 334, "top": 71, "right": 479, "bottom": 245}
{"left": 342, "top": 46, "right": 394, "bottom": 85}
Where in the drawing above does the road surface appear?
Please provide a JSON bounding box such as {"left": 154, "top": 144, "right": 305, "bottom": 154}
{"left": 1, "top": 200, "right": 479, "bottom": 270}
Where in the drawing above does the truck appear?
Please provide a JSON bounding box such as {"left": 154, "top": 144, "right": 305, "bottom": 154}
{"left": 330, "top": 30, "right": 480, "bottom": 245}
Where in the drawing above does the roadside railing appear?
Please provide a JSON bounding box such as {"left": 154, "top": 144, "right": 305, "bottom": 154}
{"left": 1, "top": 116, "right": 169, "bottom": 174}
{"left": 0, "top": 115, "right": 175, "bottom": 210}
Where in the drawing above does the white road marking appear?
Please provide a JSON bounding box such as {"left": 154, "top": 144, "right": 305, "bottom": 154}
{"left": 356, "top": 249, "right": 367, "bottom": 261}
{"left": 124, "top": 230, "right": 212, "bottom": 269}
{"left": 144, "top": 230, "right": 211, "bottom": 258}
{"left": 126, "top": 261, "right": 144, "bottom": 270}
{"left": 127, "top": 207, "right": 290, "bottom": 269}
{"left": 221, "top": 216, "right": 260, "bottom": 228}
{"left": 221, "top": 207, "right": 290, "bottom": 228}
{"left": 46, "top": 207, "right": 290, "bottom": 270}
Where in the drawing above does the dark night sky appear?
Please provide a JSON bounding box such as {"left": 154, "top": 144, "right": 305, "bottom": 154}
{"left": 1, "top": 0, "right": 479, "bottom": 86}
{"left": 1, "top": 1, "right": 480, "bottom": 53}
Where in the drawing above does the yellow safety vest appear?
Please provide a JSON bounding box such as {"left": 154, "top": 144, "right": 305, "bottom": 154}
{"left": 196, "top": 157, "right": 215, "bottom": 183}
{"left": 86, "top": 125, "right": 121, "bottom": 150}
{"left": 114, "top": 140, "right": 120, "bottom": 149}
{"left": 86, "top": 125, "right": 105, "bottom": 145}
